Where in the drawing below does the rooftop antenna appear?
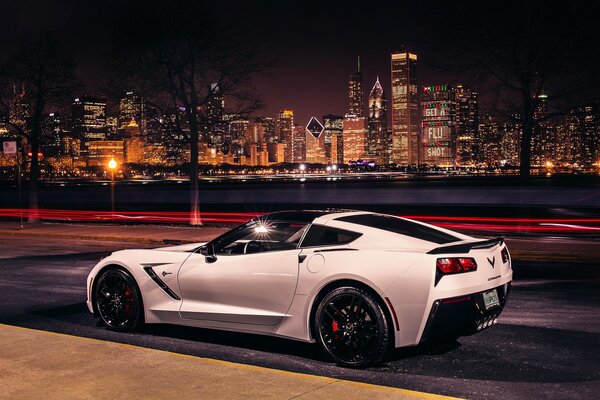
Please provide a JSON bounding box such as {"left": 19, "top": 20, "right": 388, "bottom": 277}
{"left": 357, "top": 56, "right": 361, "bottom": 73}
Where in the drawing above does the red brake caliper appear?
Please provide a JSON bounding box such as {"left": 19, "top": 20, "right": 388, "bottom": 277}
{"left": 332, "top": 320, "right": 339, "bottom": 332}
{"left": 124, "top": 288, "right": 133, "bottom": 316}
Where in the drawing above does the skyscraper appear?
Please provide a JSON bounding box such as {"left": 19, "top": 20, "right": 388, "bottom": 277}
{"left": 206, "top": 83, "right": 224, "bottom": 123}
{"left": 421, "top": 85, "right": 455, "bottom": 166}
{"left": 204, "top": 83, "right": 226, "bottom": 146}
{"left": 292, "top": 124, "right": 306, "bottom": 163}
{"left": 454, "top": 84, "right": 479, "bottom": 165}
{"left": 573, "top": 102, "right": 599, "bottom": 168}
{"left": 323, "top": 115, "right": 343, "bottom": 164}
{"left": 226, "top": 117, "right": 249, "bottom": 158}
{"left": 255, "top": 117, "right": 276, "bottom": 144}
{"left": 305, "top": 117, "right": 326, "bottom": 164}
{"left": 391, "top": 52, "right": 420, "bottom": 165}
{"left": 343, "top": 115, "right": 367, "bottom": 164}
{"left": 276, "top": 109, "right": 294, "bottom": 162}
{"left": 479, "top": 115, "right": 501, "bottom": 165}
{"left": 367, "top": 77, "right": 388, "bottom": 164}
{"left": 72, "top": 96, "right": 107, "bottom": 152}
{"left": 348, "top": 57, "right": 364, "bottom": 117}
{"left": 41, "top": 112, "right": 67, "bottom": 157}
{"left": 500, "top": 117, "right": 522, "bottom": 166}
{"left": 531, "top": 94, "right": 559, "bottom": 167}
{"left": 118, "top": 92, "right": 145, "bottom": 134}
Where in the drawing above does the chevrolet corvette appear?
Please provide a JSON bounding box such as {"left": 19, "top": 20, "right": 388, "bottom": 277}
{"left": 87, "top": 210, "right": 512, "bottom": 367}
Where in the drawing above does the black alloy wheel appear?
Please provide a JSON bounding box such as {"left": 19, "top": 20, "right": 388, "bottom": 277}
{"left": 95, "top": 268, "right": 142, "bottom": 332}
{"left": 314, "top": 286, "right": 390, "bottom": 368}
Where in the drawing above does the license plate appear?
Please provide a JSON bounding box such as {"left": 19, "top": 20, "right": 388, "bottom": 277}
{"left": 482, "top": 289, "right": 500, "bottom": 310}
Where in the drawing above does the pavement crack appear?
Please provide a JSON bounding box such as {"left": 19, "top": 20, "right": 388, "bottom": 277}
{"left": 286, "top": 379, "right": 341, "bottom": 400}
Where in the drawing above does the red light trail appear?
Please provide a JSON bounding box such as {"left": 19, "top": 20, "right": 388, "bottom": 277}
{"left": 0, "top": 208, "right": 598, "bottom": 233}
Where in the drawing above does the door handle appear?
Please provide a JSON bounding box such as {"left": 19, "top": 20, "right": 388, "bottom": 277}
{"left": 298, "top": 254, "right": 307, "bottom": 263}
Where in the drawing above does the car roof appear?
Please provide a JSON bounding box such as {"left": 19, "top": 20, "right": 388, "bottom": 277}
{"left": 258, "top": 209, "right": 367, "bottom": 224}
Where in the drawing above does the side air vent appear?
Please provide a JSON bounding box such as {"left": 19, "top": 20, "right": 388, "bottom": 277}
{"left": 143, "top": 267, "right": 181, "bottom": 300}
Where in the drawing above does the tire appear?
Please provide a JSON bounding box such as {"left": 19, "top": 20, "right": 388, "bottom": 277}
{"left": 95, "top": 268, "right": 143, "bottom": 332}
{"left": 314, "top": 286, "right": 390, "bottom": 368}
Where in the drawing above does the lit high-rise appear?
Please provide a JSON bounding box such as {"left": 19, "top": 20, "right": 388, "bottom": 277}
{"left": 292, "top": 124, "right": 306, "bottom": 163}
{"left": 348, "top": 57, "right": 364, "bottom": 117}
{"left": 367, "top": 77, "right": 388, "bottom": 164}
{"left": 276, "top": 109, "right": 294, "bottom": 162}
{"left": 391, "top": 52, "right": 420, "bottom": 165}
{"left": 118, "top": 92, "right": 145, "bottom": 134}
{"left": 205, "top": 83, "right": 226, "bottom": 146}
{"left": 455, "top": 84, "right": 479, "bottom": 165}
{"left": 72, "top": 96, "right": 107, "bottom": 152}
{"left": 343, "top": 114, "right": 367, "bottom": 164}
{"left": 323, "top": 115, "right": 343, "bottom": 164}
{"left": 421, "top": 84, "right": 455, "bottom": 166}
{"left": 305, "top": 117, "right": 326, "bottom": 164}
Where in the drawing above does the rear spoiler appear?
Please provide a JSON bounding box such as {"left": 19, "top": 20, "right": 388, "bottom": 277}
{"left": 427, "top": 237, "right": 504, "bottom": 255}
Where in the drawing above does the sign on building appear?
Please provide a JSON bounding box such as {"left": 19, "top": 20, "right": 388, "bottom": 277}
{"left": 2, "top": 141, "right": 17, "bottom": 156}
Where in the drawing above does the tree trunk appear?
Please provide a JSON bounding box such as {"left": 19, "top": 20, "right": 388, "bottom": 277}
{"left": 519, "top": 120, "right": 532, "bottom": 184}
{"left": 189, "top": 117, "right": 202, "bottom": 226}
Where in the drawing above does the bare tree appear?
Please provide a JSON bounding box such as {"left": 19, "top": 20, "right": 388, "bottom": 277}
{"left": 109, "top": 0, "right": 272, "bottom": 225}
{"left": 0, "top": 32, "right": 81, "bottom": 220}
{"left": 430, "top": 1, "right": 600, "bottom": 180}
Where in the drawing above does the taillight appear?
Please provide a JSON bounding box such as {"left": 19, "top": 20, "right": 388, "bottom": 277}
{"left": 436, "top": 257, "right": 478, "bottom": 274}
{"left": 501, "top": 247, "right": 510, "bottom": 264}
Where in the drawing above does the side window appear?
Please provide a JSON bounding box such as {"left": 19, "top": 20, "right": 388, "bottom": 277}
{"left": 213, "top": 221, "right": 308, "bottom": 255}
{"left": 300, "top": 224, "right": 362, "bottom": 248}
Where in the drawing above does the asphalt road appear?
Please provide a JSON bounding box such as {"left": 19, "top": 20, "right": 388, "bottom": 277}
{"left": 0, "top": 237, "right": 598, "bottom": 399}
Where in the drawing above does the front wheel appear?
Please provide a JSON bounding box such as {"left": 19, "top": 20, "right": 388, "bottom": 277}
{"left": 314, "top": 286, "right": 390, "bottom": 368}
{"left": 95, "top": 268, "right": 142, "bottom": 332}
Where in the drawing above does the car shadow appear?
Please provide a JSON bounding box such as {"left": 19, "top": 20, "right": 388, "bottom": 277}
{"left": 12, "top": 301, "right": 600, "bottom": 384}
{"left": 387, "top": 338, "right": 462, "bottom": 361}
{"left": 26, "top": 301, "right": 464, "bottom": 366}
{"left": 25, "top": 301, "right": 328, "bottom": 363}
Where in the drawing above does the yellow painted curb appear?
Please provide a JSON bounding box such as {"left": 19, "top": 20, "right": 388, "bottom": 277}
{"left": 0, "top": 323, "right": 462, "bottom": 400}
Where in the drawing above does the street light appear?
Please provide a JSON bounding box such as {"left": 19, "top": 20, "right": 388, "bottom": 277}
{"left": 545, "top": 160, "right": 553, "bottom": 177}
{"left": 108, "top": 158, "right": 117, "bottom": 216}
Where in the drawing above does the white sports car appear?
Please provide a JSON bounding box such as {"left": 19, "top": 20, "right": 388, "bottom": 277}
{"left": 87, "top": 210, "right": 512, "bottom": 367}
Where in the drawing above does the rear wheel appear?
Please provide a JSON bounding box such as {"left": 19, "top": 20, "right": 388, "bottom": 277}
{"left": 314, "top": 286, "right": 389, "bottom": 368}
{"left": 95, "top": 268, "right": 142, "bottom": 332}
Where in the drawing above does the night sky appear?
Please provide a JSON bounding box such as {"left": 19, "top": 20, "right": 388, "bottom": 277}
{"left": 2, "top": 0, "right": 587, "bottom": 124}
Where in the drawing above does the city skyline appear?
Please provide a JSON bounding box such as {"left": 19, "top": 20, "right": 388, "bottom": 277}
{"left": 1, "top": 0, "right": 599, "bottom": 178}
{"left": 1, "top": 2, "right": 596, "bottom": 121}
{"left": 1, "top": 64, "right": 598, "bottom": 174}
{"left": 0, "top": 0, "right": 541, "bottom": 124}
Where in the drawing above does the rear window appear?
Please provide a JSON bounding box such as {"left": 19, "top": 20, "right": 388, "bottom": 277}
{"left": 336, "top": 214, "right": 459, "bottom": 244}
{"left": 300, "top": 224, "right": 362, "bottom": 247}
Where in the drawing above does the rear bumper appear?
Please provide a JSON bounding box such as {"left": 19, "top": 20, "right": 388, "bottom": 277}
{"left": 420, "top": 282, "right": 511, "bottom": 342}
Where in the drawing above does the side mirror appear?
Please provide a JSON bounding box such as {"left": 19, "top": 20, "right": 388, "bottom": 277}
{"left": 199, "top": 243, "right": 217, "bottom": 263}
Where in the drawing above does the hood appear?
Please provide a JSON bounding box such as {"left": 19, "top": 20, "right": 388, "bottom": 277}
{"left": 153, "top": 242, "right": 206, "bottom": 252}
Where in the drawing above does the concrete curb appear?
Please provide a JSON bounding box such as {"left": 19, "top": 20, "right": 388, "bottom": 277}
{"left": 0, "top": 323, "right": 462, "bottom": 400}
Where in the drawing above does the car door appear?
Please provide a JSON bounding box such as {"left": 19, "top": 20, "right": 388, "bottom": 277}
{"left": 177, "top": 221, "right": 305, "bottom": 326}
